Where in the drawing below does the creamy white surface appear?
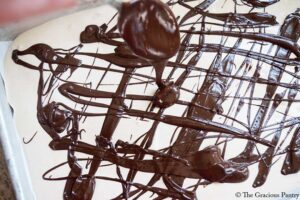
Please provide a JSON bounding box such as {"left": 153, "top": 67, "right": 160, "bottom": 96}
{"left": 4, "top": 1, "right": 300, "bottom": 200}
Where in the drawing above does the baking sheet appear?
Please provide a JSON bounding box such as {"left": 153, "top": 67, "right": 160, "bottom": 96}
{"left": 0, "top": 41, "right": 36, "bottom": 200}
{"left": 1, "top": 0, "right": 299, "bottom": 199}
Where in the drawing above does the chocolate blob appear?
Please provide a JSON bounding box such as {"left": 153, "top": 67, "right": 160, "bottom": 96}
{"left": 241, "top": 0, "right": 279, "bottom": 8}
{"left": 153, "top": 82, "right": 180, "bottom": 108}
{"left": 42, "top": 102, "right": 71, "bottom": 133}
{"left": 118, "top": 0, "right": 180, "bottom": 90}
{"left": 118, "top": 0, "right": 180, "bottom": 60}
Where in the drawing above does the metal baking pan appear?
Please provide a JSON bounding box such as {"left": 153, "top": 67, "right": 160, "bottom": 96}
{"left": 0, "top": 1, "right": 108, "bottom": 199}
{"left": 0, "top": 41, "right": 35, "bottom": 200}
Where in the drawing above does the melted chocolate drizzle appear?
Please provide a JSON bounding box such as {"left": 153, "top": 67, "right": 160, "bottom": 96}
{"left": 11, "top": 0, "right": 300, "bottom": 199}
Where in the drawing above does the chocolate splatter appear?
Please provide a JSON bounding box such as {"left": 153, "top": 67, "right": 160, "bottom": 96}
{"left": 11, "top": 0, "right": 300, "bottom": 199}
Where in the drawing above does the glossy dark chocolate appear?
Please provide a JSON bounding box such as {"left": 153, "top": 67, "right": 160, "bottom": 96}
{"left": 11, "top": 0, "right": 300, "bottom": 200}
